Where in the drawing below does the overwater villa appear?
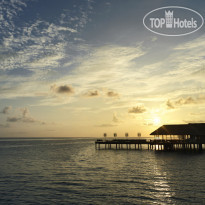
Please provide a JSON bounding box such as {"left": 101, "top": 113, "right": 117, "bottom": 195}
{"left": 95, "top": 123, "right": 205, "bottom": 151}
{"left": 150, "top": 123, "right": 205, "bottom": 143}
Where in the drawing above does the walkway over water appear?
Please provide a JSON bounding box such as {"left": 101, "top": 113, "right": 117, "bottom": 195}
{"left": 95, "top": 139, "right": 205, "bottom": 151}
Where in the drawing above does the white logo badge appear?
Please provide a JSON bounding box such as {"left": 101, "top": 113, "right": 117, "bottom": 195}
{"left": 143, "top": 6, "right": 204, "bottom": 36}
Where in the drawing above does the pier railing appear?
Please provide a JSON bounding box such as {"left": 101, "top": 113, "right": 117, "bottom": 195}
{"left": 95, "top": 138, "right": 204, "bottom": 151}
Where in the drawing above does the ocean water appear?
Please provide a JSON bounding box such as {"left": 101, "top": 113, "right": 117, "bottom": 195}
{"left": 0, "top": 138, "right": 205, "bottom": 205}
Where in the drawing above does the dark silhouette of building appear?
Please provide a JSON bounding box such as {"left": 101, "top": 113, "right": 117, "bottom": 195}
{"left": 150, "top": 123, "right": 205, "bottom": 143}
{"left": 95, "top": 123, "right": 205, "bottom": 151}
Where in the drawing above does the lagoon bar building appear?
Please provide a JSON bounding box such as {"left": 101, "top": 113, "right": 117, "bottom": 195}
{"left": 150, "top": 123, "right": 205, "bottom": 143}
{"left": 95, "top": 123, "right": 205, "bottom": 151}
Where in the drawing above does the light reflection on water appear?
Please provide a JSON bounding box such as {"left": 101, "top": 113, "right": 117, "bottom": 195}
{"left": 153, "top": 164, "right": 173, "bottom": 204}
{"left": 0, "top": 138, "right": 205, "bottom": 204}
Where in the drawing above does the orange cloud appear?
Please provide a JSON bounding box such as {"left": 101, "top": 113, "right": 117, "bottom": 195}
{"left": 128, "top": 105, "right": 146, "bottom": 114}
{"left": 50, "top": 84, "right": 74, "bottom": 95}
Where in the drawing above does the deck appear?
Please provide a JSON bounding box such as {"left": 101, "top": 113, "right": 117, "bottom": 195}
{"left": 95, "top": 139, "right": 204, "bottom": 151}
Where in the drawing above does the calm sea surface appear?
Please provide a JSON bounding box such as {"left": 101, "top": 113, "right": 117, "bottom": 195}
{"left": 0, "top": 138, "right": 205, "bottom": 205}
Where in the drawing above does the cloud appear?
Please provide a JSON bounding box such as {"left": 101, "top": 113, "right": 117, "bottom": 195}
{"left": 22, "top": 117, "right": 36, "bottom": 123}
{"left": 83, "top": 90, "right": 99, "bottom": 97}
{"left": 76, "top": 45, "right": 145, "bottom": 75}
{"left": 174, "top": 35, "right": 205, "bottom": 50}
{"left": 0, "top": 0, "right": 93, "bottom": 72}
{"left": 6, "top": 68, "right": 34, "bottom": 77}
{"left": 7, "top": 117, "right": 21, "bottom": 122}
{"left": 0, "top": 0, "right": 27, "bottom": 35}
{"left": 184, "top": 120, "right": 205, "bottom": 123}
{"left": 166, "top": 100, "right": 175, "bottom": 109}
{"left": 82, "top": 89, "right": 119, "bottom": 98}
{"left": 190, "top": 112, "right": 205, "bottom": 116}
{"left": 95, "top": 123, "right": 117, "bottom": 127}
{"left": 113, "top": 113, "right": 119, "bottom": 123}
{"left": 0, "top": 0, "right": 94, "bottom": 101}
{"left": 166, "top": 95, "right": 205, "bottom": 109}
{"left": 50, "top": 84, "right": 74, "bottom": 95}
{"left": 144, "top": 122, "right": 154, "bottom": 126}
{"left": 0, "top": 38, "right": 146, "bottom": 102}
{"left": 7, "top": 107, "right": 44, "bottom": 124}
{"left": 0, "top": 123, "right": 9, "bottom": 128}
{"left": 106, "top": 91, "right": 119, "bottom": 98}
{"left": 112, "top": 113, "right": 122, "bottom": 123}
{"left": 128, "top": 105, "right": 146, "bottom": 114}
{"left": 1, "top": 106, "right": 12, "bottom": 114}
{"left": 7, "top": 115, "right": 36, "bottom": 123}
{"left": 29, "top": 52, "right": 65, "bottom": 69}
{"left": 56, "top": 85, "right": 74, "bottom": 94}
{"left": 21, "top": 107, "right": 28, "bottom": 117}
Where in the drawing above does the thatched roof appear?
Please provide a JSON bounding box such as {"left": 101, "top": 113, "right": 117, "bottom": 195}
{"left": 150, "top": 123, "right": 205, "bottom": 136}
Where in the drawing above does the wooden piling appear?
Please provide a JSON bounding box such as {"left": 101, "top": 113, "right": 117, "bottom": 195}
{"left": 95, "top": 139, "right": 204, "bottom": 152}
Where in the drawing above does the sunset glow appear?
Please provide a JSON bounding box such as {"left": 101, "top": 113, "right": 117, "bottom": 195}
{"left": 0, "top": 0, "right": 205, "bottom": 138}
{"left": 153, "top": 117, "right": 161, "bottom": 126}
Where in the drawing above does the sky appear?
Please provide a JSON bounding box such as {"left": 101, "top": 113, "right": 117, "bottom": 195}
{"left": 0, "top": 0, "right": 205, "bottom": 138}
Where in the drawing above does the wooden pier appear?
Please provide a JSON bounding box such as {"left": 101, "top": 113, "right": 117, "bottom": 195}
{"left": 96, "top": 123, "right": 205, "bottom": 151}
{"left": 95, "top": 139, "right": 204, "bottom": 151}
